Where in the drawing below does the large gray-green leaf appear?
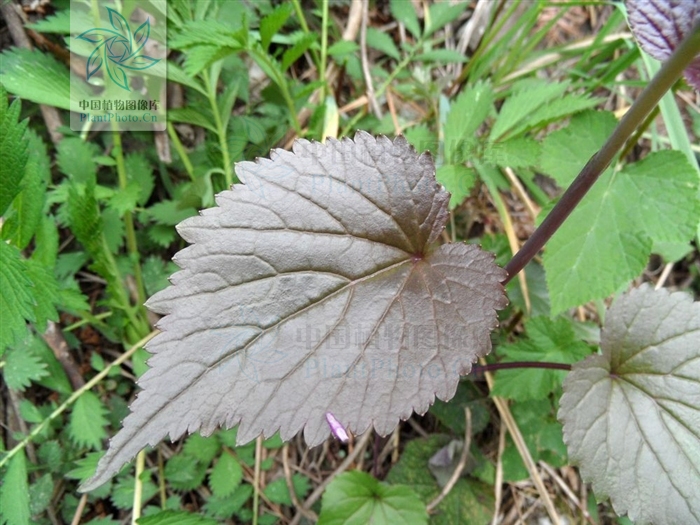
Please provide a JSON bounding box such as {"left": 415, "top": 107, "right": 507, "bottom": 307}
{"left": 558, "top": 285, "right": 700, "bottom": 525}
{"left": 81, "top": 132, "right": 507, "bottom": 491}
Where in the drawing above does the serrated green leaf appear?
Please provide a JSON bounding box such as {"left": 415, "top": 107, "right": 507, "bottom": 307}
{"left": 444, "top": 81, "right": 493, "bottom": 164}
{"left": 390, "top": 0, "right": 421, "bottom": 38}
{"left": 263, "top": 473, "right": 310, "bottom": 506}
{"left": 142, "top": 256, "right": 179, "bottom": 297}
{"left": 403, "top": 124, "right": 437, "bottom": 156}
{"left": 164, "top": 454, "right": 207, "bottom": 491}
{"left": 56, "top": 138, "right": 99, "bottom": 184}
{"left": 491, "top": 81, "right": 569, "bottom": 141}
{"left": 429, "top": 381, "right": 490, "bottom": 435}
{"left": 125, "top": 153, "right": 155, "bottom": 205}
{"left": 182, "top": 433, "right": 220, "bottom": 464}
{"left": 168, "top": 107, "right": 218, "bottom": 133}
{"left": 0, "top": 242, "right": 33, "bottom": 351}
{"left": 491, "top": 317, "right": 592, "bottom": 400}
{"left": 540, "top": 110, "right": 617, "bottom": 186}
{"left": 545, "top": 150, "right": 699, "bottom": 313}
{"left": 436, "top": 164, "right": 475, "bottom": 209}
{"left": 260, "top": 4, "right": 293, "bottom": 52}
{"left": 425, "top": 1, "right": 468, "bottom": 38}
{"left": 3, "top": 342, "right": 49, "bottom": 391}
{"left": 281, "top": 32, "right": 318, "bottom": 71}
{"left": 508, "top": 93, "right": 601, "bottom": 138}
{"left": 208, "top": 453, "right": 242, "bottom": 497}
{"left": 0, "top": 452, "right": 30, "bottom": 525}
{"left": 24, "top": 260, "right": 60, "bottom": 332}
{"left": 366, "top": 28, "right": 400, "bottom": 60}
{"left": 28, "top": 474, "right": 54, "bottom": 515}
{"left": 318, "top": 471, "right": 428, "bottom": 525}
{"left": 37, "top": 441, "right": 64, "bottom": 473}
{"left": 484, "top": 136, "right": 539, "bottom": 169}
{"left": 137, "top": 511, "right": 218, "bottom": 525}
{"left": 559, "top": 285, "right": 700, "bottom": 525}
{"left": 202, "top": 484, "right": 253, "bottom": 519}
{"left": 66, "top": 452, "right": 103, "bottom": 482}
{"left": 111, "top": 475, "right": 159, "bottom": 510}
{"left": 0, "top": 91, "right": 28, "bottom": 217}
{"left": 2, "top": 128, "right": 49, "bottom": 249}
{"left": 69, "top": 391, "right": 108, "bottom": 449}
{"left": 107, "top": 181, "right": 141, "bottom": 215}
{"left": 386, "top": 435, "right": 494, "bottom": 524}
{"left": 27, "top": 10, "right": 72, "bottom": 33}
{"left": 143, "top": 200, "right": 197, "bottom": 225}
{"left": 0, "top": 48, "right": 93, "bottom": 112}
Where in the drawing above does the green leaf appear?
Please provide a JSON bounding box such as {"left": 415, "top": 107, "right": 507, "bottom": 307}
{"left": 0, "top": 243, "right": 33, "bottom": 351}
{"left": 2, "top": 128, "right": 49, "bottom": 249}
{"left": 168, "top": 108, "right": 218, "bottom": 133}
{"left": 491, "top": 80, "right": 569, "bottom": 141}
{"left": 559, "top": 285, "right": 700, "bottom": 525}
{"left": 366, "top": 28, "right": 400, "bottom": 60}
{"left": 37, "top": 441, "right": 64, "bottom": 473}
{"left": 0, "top": 452, "right": 30, "bottom": 525}
{"left": 208, "top": 453, "right": 243, "bottom": 498}
{"left": 28, "top": 474, "right": 54, "bottom": 516}
{"left": 3, "top": 342, "right": 49, "bottom": 391}
{"left": 24, "top": 260, "right": 60, "bottom": 332}
{"left": 111, "top": 475, "right": 159, "bottom": 510}
{"left": 386, "top": 435, "right": 494, "bottom": 524}
{"left": 69, "top": 391, "right": 108, "bottom": 449}
{"left": 260, "top": 4, "right": 293, "bottom": 52}
{"left": 404, "top": 124, "right": 437, "bottom": 156}
{"left": 318, "top": 471, "right": 428, "bottom": 525}
{"left": 390, "top": 0, "right": 421, "bottom": 38}
{"left": 444, "top": 81, "right": 494, "bottom": 164}
{"left": 56, "top": 138, "right": 99, "bottom": 184}
{"left": 540, "top": 110, "right": 617, "bottom": 186}
{"left": 545, "top": 150, "right": 700, "bottom": 313}
{"left": 142, "top": 256, "right": 179, "bottom": 297}
{"left": 491, "top": 317, "right": 592, "bottom": 400}
{"left": 281, "top": 32, "right": 319, "bottom": 71}
{"left": 425, "top": 1, "right": 468, "bottom": 38}
{"left": 263, "top": 473, "right": 310, "bottom": 506}
{"left": 0, "top": 91, "right": 28, "bottom": 216}
{"left": 27, "top": 10, "right": 72, "bottom": 33}
{"left": 108, "top": 181, "right": 142, "bottom": 215}
{"left": 0, "top": 48, "right": 93, "bottom": 111}
{"left": 66, "top": 452, "right": 103, "bottom": 482}
{"left": 203, "top": 484, "right": 253, "bottom": 519}
{"left": 508, "top": 93, "right": 601, "bottom": 138}
{"left": 137, "top": 511, "right": 218, "bottom": 525}
{"left": 125, "top": 153, "right": 155, "bottom": 206}
{"left": 429, "top": 381, "right": 490, "bottom": 435}
{"left": 143, "top": 200, "right": 197, "bottom": 225}
{"left": 415, "top": 49, "right": 467, "bottom": 63}
{"left": 164, "top": 454, "right": 208, "bottom": 491}
{"left": 436, "top": 164, "right": 475, "bottom": 209}
{"left": 183, "top": 433, "right": 220, "bottom": 464}
{"left": 484, "top": 136, "right": 540, "bottom": 169}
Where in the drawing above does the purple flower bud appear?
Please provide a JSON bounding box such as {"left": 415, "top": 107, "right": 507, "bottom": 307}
{"left": 325, "top": 412, "right": 349, "bottom": 442}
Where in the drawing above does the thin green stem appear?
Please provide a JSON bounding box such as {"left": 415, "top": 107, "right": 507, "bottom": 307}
{"left": 63, "top": 311, "right": 113, "bottom": 332}
{"left": 167, "top": 122, "right": 195, "bottom": 180}
{"left": 112, "top": 127, "right": 147, "bottom": 309}
{"left": 503, "top": 19, "right": 700, "bottom": 284}
{"left": 320, "top": 0, "right": 329, "bottom": 100}
{"left": 291, "top": 0, "right": 321, "bottom": 68}
{"left": 0, "top": 331, "right": 159, "bottom": 470}
{"left": 203, "top": 70, "right": 233, "bottom": 187}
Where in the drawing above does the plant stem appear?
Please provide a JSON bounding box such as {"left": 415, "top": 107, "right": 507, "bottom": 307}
{"left": 471, "top": 361, "right": 572, "bottom": 375}
{"left": 167, "top": 121, "right": 195, "bottom": 180}
{"left": 112, "top": 127, "right": 148, "bottom": 310}
{"left": 503, "top": 19, "right": 700, "bottom": 285}
{"left": 320, "top": 0, "right": 329, "bottom": 100}
{"left": 203, "top": 70, "right": 233, "bottom": 187}
{"left": 0, "top": 331, "right": 159, "bottom": 470}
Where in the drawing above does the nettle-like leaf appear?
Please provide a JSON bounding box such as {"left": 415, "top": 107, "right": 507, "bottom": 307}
{"left": 626, "top": 0, "right": 700, "bottom": 90}
{"left": 559, "top": 285, "right": 700, "bottom": 525}
{"left": 81, "top": 132, "right": 507, "bottom": 491}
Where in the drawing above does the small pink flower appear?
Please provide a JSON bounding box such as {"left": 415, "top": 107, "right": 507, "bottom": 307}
{"left": 325, "top": 412, "right": 349, "bottom": 442}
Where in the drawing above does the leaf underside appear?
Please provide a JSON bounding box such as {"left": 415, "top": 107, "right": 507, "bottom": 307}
{"left": 558, "top": 285, "right": 700, "bottom": 525}
{"left": 81, "top": 132, "right": 507, "bottom": 491}
{"left": 626, "top": 0, "right": 700, "bottom": 90}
